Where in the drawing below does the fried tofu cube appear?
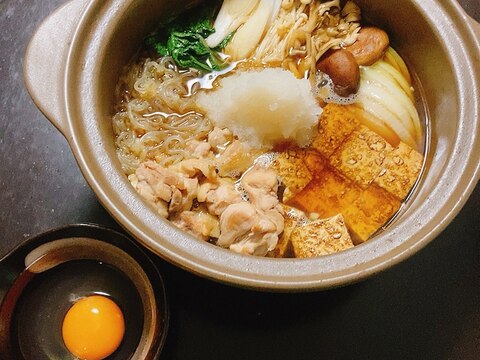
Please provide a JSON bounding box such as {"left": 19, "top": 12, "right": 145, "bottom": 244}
{"left": 286, "top": 165, "right": 362, "bottom": 218}
{"left": 272, "top": 149, "right": 313, "bottom": 202}
{"left": 291, "top": 214, "right": 354, "bottom": 257}
{"left": 311, "top": 104, "right": 360, "bottom": 157}
{"left": 343, "top": 184, "right": 401, "bottom": 244}
{"left": 329, "top": 125, "right": 393, "bottom": 188}
{"left": 374, "top": 142, "right": 423, "bottom": 200}
{"left": 270, "top": 206, "right": 306, "bottom": 258}
{"left": 303, "top": 150, "right": 326, "bottom": 177}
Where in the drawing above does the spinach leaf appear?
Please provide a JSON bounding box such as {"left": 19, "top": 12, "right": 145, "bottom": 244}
{"left": 146, "top": 7, "right": 232, "bottom": 72}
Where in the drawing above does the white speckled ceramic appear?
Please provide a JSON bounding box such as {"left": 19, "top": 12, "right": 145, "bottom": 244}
{"left": 23, "top": 0, "right": 480, "bottom": 291}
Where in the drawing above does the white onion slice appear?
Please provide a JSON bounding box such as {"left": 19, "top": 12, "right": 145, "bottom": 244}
{"left": 350, "top": 106, "right": 401, "bottom": 146}
{"left": 205, "top": 0, "right": 259, "bottom": 48}
{"left": 361, "top": 65, "right": 422, "bottom": 143}
{"left": 358, "top": 80, "right": 414, "bottom": 137}
{"left": 384, "top": 47, "right": 412, "bottom": 84}
{"left": 356, "top": 94, "right": 417, "bottom": 148}
{"left": 374, "top": 62, "right": 413, "bottom": 100}
{"left": 225, "top": 0, "right": 280, "bottom": 60}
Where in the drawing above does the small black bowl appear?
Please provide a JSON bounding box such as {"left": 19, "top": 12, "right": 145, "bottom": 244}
{"left": 0, "top": 224, "right": 169, "bottom": 360}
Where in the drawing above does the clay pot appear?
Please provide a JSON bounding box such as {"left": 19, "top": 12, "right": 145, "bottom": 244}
{"left": 24, "top": 0, "right": 480, "bottom": 291}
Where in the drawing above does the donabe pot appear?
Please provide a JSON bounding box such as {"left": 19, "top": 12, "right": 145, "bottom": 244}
{"left": 24, "top": 0, "right": 480, "bottom": 291}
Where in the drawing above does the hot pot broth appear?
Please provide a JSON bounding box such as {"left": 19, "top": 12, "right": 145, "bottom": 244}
{"left": 112, "top": 0, "right": 426, "bottom": 258}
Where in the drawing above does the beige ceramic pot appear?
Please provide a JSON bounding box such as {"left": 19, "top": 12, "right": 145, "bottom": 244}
{"left": 24, "top": 0, "right": 480, "bottom": 291}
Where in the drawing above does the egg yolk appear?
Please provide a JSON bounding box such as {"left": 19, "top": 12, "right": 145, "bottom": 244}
{"left": 62, "top": 295, "right": 125, "bottom": 360}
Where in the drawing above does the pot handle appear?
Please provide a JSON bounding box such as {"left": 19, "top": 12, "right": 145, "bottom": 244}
{"left": 23, "top": 0, "right": 88, "bottom": 137}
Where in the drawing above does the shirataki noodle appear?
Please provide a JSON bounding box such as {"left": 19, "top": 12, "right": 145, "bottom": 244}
{"left": 113, "top": 57, "right": 212, "bottom": 174}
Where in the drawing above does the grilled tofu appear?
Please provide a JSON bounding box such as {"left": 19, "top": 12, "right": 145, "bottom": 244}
{"left": 271, "top": 149, "right": 313, "bottom": 202}
{"left": 291, "top": 214, "right": 354, "bottom": 258}
{"left": 343, "top": 184, "right": 401, "bottom": 244}
{"left": 271, "top": 103, "right": 423, "bottom": 254}
{"left": 374, "top": 141, "right": 423, "bottom": 200}
{"left": 303, "top": 150, "right": 326, "bottom": 177}
{"left": 311, "top": 104, "right": 360, "bottom": 157}
{"left": 287, "top": 164, "right": 362, "bottom": 218}
{"left": 329, "top": 125, "right": 393, "bottom": 188}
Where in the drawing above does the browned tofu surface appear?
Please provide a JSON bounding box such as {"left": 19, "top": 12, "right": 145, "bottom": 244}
{"left": 343, "top": 184, "right": 401, "bottom": 244}
{"left": 303, "top": 150, "right": 326, "bottom": 177}
{"left": 287, "top": 165, "right": 362, "bottom": 218}
{"left": 268, "top": 104, "right": 424, "bottom": 253}
{"left": 272, "top": 149, "right": 313, "bottom": 202}
{"left": 374, "top": 142, "right": 423, "bottom": 200}
{"left": 329, "top": 125, "right": 393, "bottom": 188}
{"left": 291, "top": 214, "right": 354, "bottom": 258}
{"left": 311, "top": 104, "right": 360, "bottom": 157}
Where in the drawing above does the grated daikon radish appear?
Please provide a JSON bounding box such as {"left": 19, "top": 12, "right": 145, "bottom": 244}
{"left": 196, "top": 68, "right": 322, "bottom": 149}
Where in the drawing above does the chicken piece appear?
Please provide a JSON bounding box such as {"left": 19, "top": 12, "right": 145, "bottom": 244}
{"left": 130, "top": 172, "right": 169, "bottom": 218}
{"left": 240, "top": 165, "right": 279, "bottom": 211}
{"left": 169, "top": 187, "right": 183, "bottom": 213}
{"left": 291, "top": 214, "right": 354, "bottom": 258}
{"left": 130, "top": 161, "right": 198, "bottom": 218}
{"left": 217, "top": 202, "right": 257, "bottom": 248}
{"left": 230, "top": 232, "right": 278, "bottom": 257}
{"left": 208, "top": 127, "right": 233, "bottom": 150}
{"left": 311, "top": 104, "right": 360, "bottom": 158}
{"left": 373, "top": 142, "right": 423, "bottom": 200}
{"left": 172, "top": 211, "right": 220, "bottom": 241}
{"left": 342, "top": 184, "right": 401, "bottom": 244}
{"left": 329, "top": 125, "right": 393, "bottom": 188}
{"left": 170, "top": 158, "right": 217, "bottom": 181}
{"left": 197, "top": 181, "right": 217, "bottom": 203}
{"left": 185, "top": 139, "right": 212, "bottom": 158}
{"left": 214, "top": 165, "right": 286, "bottom": 256}
{"left": 263, "top": 209, "right": 285, "bottom": 235}
{"left": 175, "top": 177, "right": 198, "bottom": 214}
{"left": 204, "top": 179, "right": 242, "bottom": 216}
{"left": 216, "top": 140, "right": 257, "bottom": 177}
{"left": 271, "top": 149, "right": 312, "bottom": 202}
{"left": 218, "top": 202, "right": 284, "bottom": 256}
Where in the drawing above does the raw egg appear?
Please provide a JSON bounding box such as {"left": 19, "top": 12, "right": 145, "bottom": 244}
{"left": 62, "top": 295, "right": 125, "bottom": 360}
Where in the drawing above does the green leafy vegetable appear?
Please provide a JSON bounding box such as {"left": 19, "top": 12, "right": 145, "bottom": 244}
{"left": 146, "top": 7, "right": 233, "bottom": 72}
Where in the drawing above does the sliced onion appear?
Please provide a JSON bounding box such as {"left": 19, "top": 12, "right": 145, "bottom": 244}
{"left": 356, "top": 94, "right": 417, "bottom": 148}
{"left": 349, "top": 105, "right": 401, "bottom": 147}
{"left": 206, "top": 0, "right": 259, "bottom": 48}
{"left": 365, "top": 65, "right": 422, "bottom": 144}
{"left": 373, "top": 61, "right": 413, "bottom": 101}
{"left": 360, "top": 64, "right": 422, "bottom": 142}
{"left": 359, "top": 69, "right": 416, "bottom": 135}
{"left": 385, "top": 47, "right": 411, "bottom": 84}
{"left": 225, "top": 0, "right": 281, "bottom": 60}
{"left": 383, "top": 48, "right": 402, "bottom": 73}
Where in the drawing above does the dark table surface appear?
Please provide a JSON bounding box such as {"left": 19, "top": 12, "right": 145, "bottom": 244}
{"left": 1, "top": 1, "right": 479, "bottom": 359}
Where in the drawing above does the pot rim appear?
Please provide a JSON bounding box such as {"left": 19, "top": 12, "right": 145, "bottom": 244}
{"left": 60, "top": 0, "right": 480, "bottom": 291}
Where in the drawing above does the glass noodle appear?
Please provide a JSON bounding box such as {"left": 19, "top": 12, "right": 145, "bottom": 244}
{"left": 113, "top": 57, "right": 212, "bottom": 174}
